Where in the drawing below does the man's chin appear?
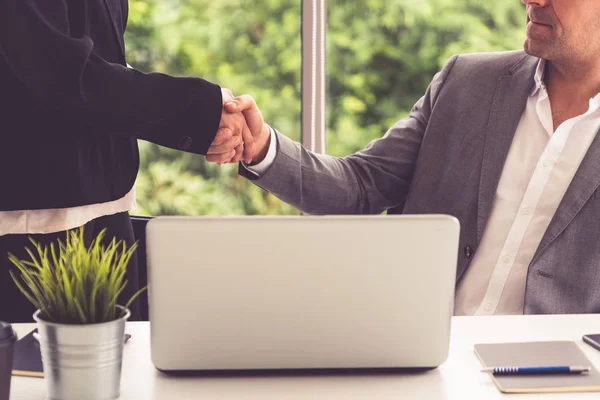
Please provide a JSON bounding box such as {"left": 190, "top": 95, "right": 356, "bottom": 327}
{"left": 523, "top": 39, "right": 546, "bottom": 59}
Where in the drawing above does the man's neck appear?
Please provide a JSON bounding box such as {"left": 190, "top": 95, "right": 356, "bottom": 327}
{"left": 544, "top": 59, "right": 600, "bottom": 130}
{"left": 545, "top": 59, "right": 600, "bottom": 99}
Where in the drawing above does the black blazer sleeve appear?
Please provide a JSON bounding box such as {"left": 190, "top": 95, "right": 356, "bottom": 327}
{"left": 0, "top": 0, "right": 221, "bottom": 155}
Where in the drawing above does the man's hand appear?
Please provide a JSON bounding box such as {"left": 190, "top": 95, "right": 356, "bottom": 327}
{"left": 224, "top": 95, "right": 271, "bottom": 164}
{"left": 206, "top": 127, "right": 243, "bottom": 164}
{"left": 213, "top": 88, "right": 255, "bottom": 164}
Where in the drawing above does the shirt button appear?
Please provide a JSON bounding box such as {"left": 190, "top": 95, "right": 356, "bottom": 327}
{"left": 464, "top": 245, "right": 473, "bottom": 259}
{"left": 178, "top": 136, "right": 193, "bottom": 150}
{"left": 542, "top": 159, "right": 550, "bottom": 168}
{"left": 503, "top": 254, "right": 511, "bottom": 263}
{"left": 522, "top": 206, "right": 532, "bottom": 215}
{"left": 484, "top": 303, "right": 493, "bottom": 312}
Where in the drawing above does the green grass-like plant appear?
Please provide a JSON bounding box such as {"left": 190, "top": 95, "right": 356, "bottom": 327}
{"left": 8, "top": 227, "right": 146, "bottom": 324}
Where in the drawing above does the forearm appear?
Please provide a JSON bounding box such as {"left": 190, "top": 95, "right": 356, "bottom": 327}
{"left": 241, "top": 131, "right": 387, "bottom": 215}
{"left": 70, "top": 61, "right": 222, "bottom": 154}
{"left": 240, "top": 84, "right": 446, "bottom": 214}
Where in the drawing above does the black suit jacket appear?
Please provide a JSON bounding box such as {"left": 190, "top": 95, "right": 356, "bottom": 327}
{"left": 0, "top": 0, "right": 221, "bottom": 211}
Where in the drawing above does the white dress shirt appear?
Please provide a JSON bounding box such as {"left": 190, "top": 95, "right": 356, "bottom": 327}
{"left": 454, "top": 61, "right": 600, "bottom": 315}
{"left": 248, "top": 60, "right": 600, "bottom": 315}
{"left": 0, "top": 187, "right": 136, "bottom": 236}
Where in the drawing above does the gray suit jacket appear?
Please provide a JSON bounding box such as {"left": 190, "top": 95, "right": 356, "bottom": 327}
{"left": 240, "top": 50, "right": 600, "bottom": 315}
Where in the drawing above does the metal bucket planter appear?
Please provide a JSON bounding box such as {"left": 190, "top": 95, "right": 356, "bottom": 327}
{"left": 34, "top": 307, "right": 130, "bottom": 400}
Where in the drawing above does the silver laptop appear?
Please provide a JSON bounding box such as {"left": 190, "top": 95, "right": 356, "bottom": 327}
{"left": 146, "top": 215, "right": 459, "bottom": 372}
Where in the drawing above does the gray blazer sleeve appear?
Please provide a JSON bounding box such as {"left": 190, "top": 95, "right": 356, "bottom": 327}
{"left": 239, "top": 55, "right": 458, "bottom": 215}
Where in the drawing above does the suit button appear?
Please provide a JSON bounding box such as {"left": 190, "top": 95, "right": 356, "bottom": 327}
{"left": 178, "top": 136, "right": 193, "bottom": 150}
{"left": 464, "top": 245, "right": 473, "bottom": 259}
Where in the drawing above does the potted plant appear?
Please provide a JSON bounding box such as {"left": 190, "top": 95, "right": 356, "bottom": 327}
{"left": 8, "top": 227, "right": 146, "bottom": 400}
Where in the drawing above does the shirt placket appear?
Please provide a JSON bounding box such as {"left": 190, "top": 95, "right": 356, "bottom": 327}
{"left": 474, "top": 95, "right": 582, "bottom": 315}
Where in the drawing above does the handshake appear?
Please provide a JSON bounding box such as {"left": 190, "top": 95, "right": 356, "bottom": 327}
{"left": 207, "top": 88, "right": 271, "bottom": 165}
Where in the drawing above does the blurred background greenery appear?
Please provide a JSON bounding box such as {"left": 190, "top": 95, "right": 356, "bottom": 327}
{"left": 124, "top": 0, "right": 525, "bottom": 216}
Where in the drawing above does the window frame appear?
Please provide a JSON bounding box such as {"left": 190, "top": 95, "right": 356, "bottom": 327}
{"left": 301, "top": 0, "right": 327, "bottom": 154}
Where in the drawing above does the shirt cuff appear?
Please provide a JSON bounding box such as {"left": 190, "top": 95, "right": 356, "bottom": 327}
{"left": 243, "top": 126, "right": 277, "bottom": 177}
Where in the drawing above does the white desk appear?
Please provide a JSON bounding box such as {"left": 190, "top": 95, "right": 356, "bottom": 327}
{"left": 10, "top": 315, "right": 600, "bottom": 399}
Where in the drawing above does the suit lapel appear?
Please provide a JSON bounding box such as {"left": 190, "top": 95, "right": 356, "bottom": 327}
{"left": 531, "top": 131, "right": 600, "bottom": 263}
{"left": 477, "top": 56, "right": 539, "bottom": 241}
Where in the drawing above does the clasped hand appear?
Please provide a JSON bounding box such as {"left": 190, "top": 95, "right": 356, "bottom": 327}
{"left": 206, "top": 88, "right": 266, "bottom": 165}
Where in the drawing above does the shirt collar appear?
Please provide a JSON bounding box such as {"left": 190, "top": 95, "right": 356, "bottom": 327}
{"left": 530, "top": 59, "right": 600, "bottom": 116}
{"left": 531, "top": 59, "right": 546, "bottom": 97}
{"left": 531, "top": 60, "right": 600, "bottom": 107}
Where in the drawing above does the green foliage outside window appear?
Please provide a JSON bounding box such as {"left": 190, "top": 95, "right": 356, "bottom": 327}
{"left": 124, "top": 0, "right": 525, "bottom": 216}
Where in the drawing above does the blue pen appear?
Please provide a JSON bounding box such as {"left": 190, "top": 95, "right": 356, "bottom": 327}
{"left": 481, "top": 366, "right": 591, "bottom": 375}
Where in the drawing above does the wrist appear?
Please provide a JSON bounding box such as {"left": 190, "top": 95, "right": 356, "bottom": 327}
{"left": 249, "top": 124, "right": 271, "bottom": 165}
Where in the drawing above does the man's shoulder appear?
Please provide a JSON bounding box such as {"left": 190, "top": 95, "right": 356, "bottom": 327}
{"left": 451, "top": 50, "right": 537, "bottom": 75}
{"left": 428, "top": 50, "right": 537, "bottom": 112}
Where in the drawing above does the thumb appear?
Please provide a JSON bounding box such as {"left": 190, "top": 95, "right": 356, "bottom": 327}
{"left": 224, "top": 101, "right": 239, "bottom": 113}
{"left": 226, "top": 95, "right": 257, "bottom": 112}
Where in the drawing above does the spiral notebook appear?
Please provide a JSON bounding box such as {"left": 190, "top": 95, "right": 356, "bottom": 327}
{"left": 475, "top": 341, "right": 600, "bottom": 393}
